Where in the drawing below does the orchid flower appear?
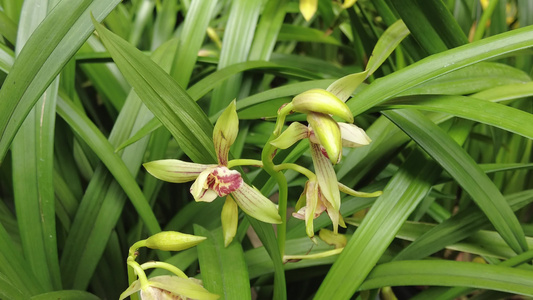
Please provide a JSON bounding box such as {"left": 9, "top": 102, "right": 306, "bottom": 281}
{"left": 144, "top": 101, "right": 281, "bottom": 246}
{"left": 270, "top": 89, "right": 378, "bottom": 237}
{"left": 120, "top": 275, "right": 219, "bottom": 300}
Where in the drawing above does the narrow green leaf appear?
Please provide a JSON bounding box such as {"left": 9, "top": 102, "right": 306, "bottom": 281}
{"left": 209, "top": 0, "right": 262, "bottom": 114}
{"left": 359, "top": 260, "right": 533, "bottom": 296}
{"left": 11, "top": 0, "right": 61, "bottom": 291}
{"left": 393, "top": 0, "right": 468, "bottom": 54}
{"left": 347, "top": 25, "right": 533, "bottom": 116}
{"left": 394, "top": 189, "right": 533, "bottom": 261}
{"left": 30, "top": 290, "right": 100, "bottom": 300}
{"left": 92, "top": 16, "right": 216, "bottom": 163}
{"left": 385, "top": 109, "right": 527, "bottom": 253}
{"left": 0, "top": 0, "right": 121, "bottom": 164}
{"left": 315, "top": 150, "right": 441, "bottom": 299}
{"left": 56, "top": 95, "right": 161, "bottom": 237}
{"left": 378, "top": 94, "right": 533, "bottom": 139}
{"left": 194, "top": 225, "right": 251, "bottom": 299}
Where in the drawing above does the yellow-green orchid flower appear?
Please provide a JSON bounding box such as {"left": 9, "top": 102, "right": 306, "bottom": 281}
{"left": 120, "top": 275, "right": 219, "bottom": 300}
{"left": 144, "top": 101, "right": 281, "bottom": 246}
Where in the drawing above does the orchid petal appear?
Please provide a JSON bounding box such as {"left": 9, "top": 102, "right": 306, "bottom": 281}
{"left": 299, "top": 0, "right": 317, "bottom": 21}
{"left": 190, "top": 167, "right": 243, "bottom": 203}
{"left": 308, "top": 113, "right": 342, "bottom": 164}
{"left": 231, "top": 184, "right": 281, "bottom": 224}
{"left": 338, "top": 182, "right": 382, "bottom": 198}
{"left": 326, "top": 71, "right": 367, "bottom": 102}
{"left": 119, "top": 280, "right": 141, "bottom": 300}
{"left": 143, "top": 159, "right": 210, "bottom": 183}
{"left": 148, "top": 276, "right": 220, "bottom": 300}
{"left": 292, "top": 88, "right": 353, "bottom": 123}
{"left": 221, "top": 195, "right": 238, "bottom": 247}
{"left": 304, "top": 180, "right": 319, "bottom": 237}
{"left": 270, "top": 122, "right": 309, "bottom": 149}
{"left": 310, "top": 143, "right": 341, "bottom": 212}
{"left": 319, "top": 228, "right": 347, "bottom": 249}
{"left": 339, "top": 123, "right": 372, "bottom": 148}
{"left": 213, "top": 100, "right": 239, "bottom": 166}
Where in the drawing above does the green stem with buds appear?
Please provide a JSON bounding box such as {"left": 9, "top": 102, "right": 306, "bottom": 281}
{"left": 261, "top": 104, "right": 293, "bottom": 257}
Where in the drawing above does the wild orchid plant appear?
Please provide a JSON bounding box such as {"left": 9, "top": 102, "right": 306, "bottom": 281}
{"left": 126, "top": 81, "right": 382, "bottom": 298}
{"left": 121, "top": 19, "right": 411, "bottom": 299}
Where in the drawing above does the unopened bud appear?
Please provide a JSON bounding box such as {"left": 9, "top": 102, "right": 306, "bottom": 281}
{"left": 145, "top": 231, "right": 206, "bottom": 251}
{"left": 292, "top": 89, "right": 354, "bottom": 123}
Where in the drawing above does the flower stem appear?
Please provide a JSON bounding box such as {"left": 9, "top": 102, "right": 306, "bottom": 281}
{"left": 127, "top": 260, "right": 150, "bottom": 289}
{"left": 274, "top": 163, "right": 315, "bottom": 180}
{"left": 261, "top": 106, "right": 293, "bottom": 257}
{"left": 227, "top": 159, "right": 263, "bottom": 169}
{"left": 140, "top": 261, "right": 188, "bottom": 278}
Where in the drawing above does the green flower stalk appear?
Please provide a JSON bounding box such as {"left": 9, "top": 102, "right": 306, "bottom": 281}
{"left": 144, "top": 101, "right": 281, "bottom": 246}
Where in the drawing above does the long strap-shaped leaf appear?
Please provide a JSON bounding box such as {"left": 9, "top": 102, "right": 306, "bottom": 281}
{"left": 385, "top": 109, "right": 527, "bottom": 254}
{"left": 378, "top": 94, "right": 533, "bottom": 139}
{"left": 359, "top": 260, "right": 533, "bottom": 295}
{"left": 315, "top": 150, "right": 441, "bottom": 299}
{"left": 0, "top": 0, "right": 121, "bottom": 165}
{"left": 194, "top": 225, "right": 251, "bottom": 299}
{"left": 91, "top": 16, "right": 216, "bottom": 164}
{"left": 347, "top": 25, "right": 533, "bottom": 116}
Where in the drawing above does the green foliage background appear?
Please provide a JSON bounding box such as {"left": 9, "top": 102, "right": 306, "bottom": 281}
{"left": 0, "top": 0, "right": 533, "bottom": 299}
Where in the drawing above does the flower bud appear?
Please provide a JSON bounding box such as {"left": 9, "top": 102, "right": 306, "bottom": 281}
{"left": 292, "top": 89, "right": 354, "bottom": 123}
{"left": 307, "top": 113, "right": 342, "bottom": 164}
{"left": 213, "top": 100, "right": 239, "bottom": 166}
{"left": 145, "top": 231, "right": 206, "bottom": 251}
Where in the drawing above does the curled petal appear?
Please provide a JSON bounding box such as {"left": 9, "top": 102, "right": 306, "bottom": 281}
{"left": 308, "top": 113, "right": 342, "bottom": 164}
{"left": 319, "top": 228, "right": 347, "bottom": 249}
{"left": 292, "top": 180, "right": 326, "bottom": 238}
{"left": 338, "top": 182, "right": 382, "bottom": 198}
{"left": 221, "top": 195, "right": 239, "bottom": 247}
{"left": 299, "top": 0, "right": 317, "bottom": 21}
{"left": 310, "top": 142, "right": 341, "bottom": 212}
{"left": 292, "top": 88, "right": 354, "bottom": 123}
{"left": 149, "top": 276, "right": 220, "bottom": 300}
{"left": 144, "top": 159, "right": 210, "bottom": 183}
{"left": 339, "top": 123, "right": 371, "bottom": 148}
{"left": 190, "top": 167, "right": 243, "bottom": 202}
{"left": 213, "top": 100, "right": 239, "bottom": 166}
{"left": 231, "top": 184, "right": 282, "bottom": 224}
{"left": 270, "top": 122, "right": 309, "bottom": 149}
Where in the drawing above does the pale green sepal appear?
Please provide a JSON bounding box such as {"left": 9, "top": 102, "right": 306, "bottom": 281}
{"left": 308, "top": 113, "right": 342, "bottom": 164}
{"left": 270, "top": 122, "right": 309, "bottom": 149}
{"left": 299, "top": 0, "right": 317, "bottom": 21}
{"left": 310, "top": 143, "right": 341, "bottom": 212}
{"left": 148, "top": 276, "right": 219, "bottom": 300}
{"left": 339, "top": 123, "right": 372, "bottom": 148}
{"left": 231, "top": 184, "right": 282, "bottom": 224}
{"left": 342, "top": 0, "right": 358, "bottom": 8}
{"left": 292, "top": 88, "right": 354, "bottom": 123}
{"left": 145, "top": 231, "right": 207, "bottom": 251}
{"left": 319, "top": 229, "right": 347, "bottom": 249}
{"left": 144, "top": 159, "right": 211, "bottom": 183}
{"left": 119, "top": 280, "right": 141, "bottom": 300}
{"left": 222, "top": 195, "right": 238, "bottom": 247}
{"left": 190, "top": 167, "right": 219, "bottom": 202}
{"left": 365, "top": 20, "right": 410, "bottom": 77}
{"left": 283, "top": 248, "right": 343, "bottom": 263}
{"left": 213, "top": 100, "right": 239, "bottom": 166}
{"left": 327, "top": 71, "right": 367, "bottom": 102}
{"left": 338, "top": 182, "right": 383, "bottom": 198}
